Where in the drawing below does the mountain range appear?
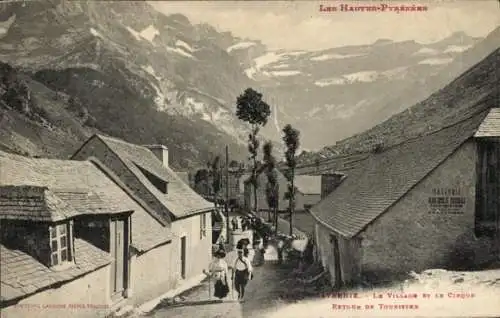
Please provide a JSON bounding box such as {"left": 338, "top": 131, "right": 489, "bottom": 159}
{"left": 0, "top": 1, "right": 498, "bottom": 169}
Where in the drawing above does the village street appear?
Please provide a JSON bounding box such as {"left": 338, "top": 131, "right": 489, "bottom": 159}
{"left": 142, "top": 243, "right": 291, "bottom": 318}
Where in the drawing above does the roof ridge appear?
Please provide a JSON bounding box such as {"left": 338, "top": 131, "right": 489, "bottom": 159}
{"left": 0, "top": 151, "right": 93, "bottom": 167}
{"left": 97, "top": 134, "right": 152, "bottom": 152}
{"left": 371, "top": 109, "right": 490, "bottom": 155}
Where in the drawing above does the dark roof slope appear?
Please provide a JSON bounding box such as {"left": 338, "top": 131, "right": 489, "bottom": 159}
{"left": 0, "top": 186, "right": 78, "bottom": 221}
{"left": 310, "top": 111, "right": 489, "bottom": 238}
{"left": 0, "top": 151, "right": 171, "bottom": 252}
{"left": 95, "top": 135, "right": 213, "bottom": 219}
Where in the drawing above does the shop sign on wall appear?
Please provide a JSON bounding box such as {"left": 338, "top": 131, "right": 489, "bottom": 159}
{"left": 428, "top": 188, "right": 466, "bottom": 215}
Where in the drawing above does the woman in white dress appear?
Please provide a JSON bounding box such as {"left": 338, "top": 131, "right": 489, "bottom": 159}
{"left": 204, "top": 249, "right": 230, "bottom": 299}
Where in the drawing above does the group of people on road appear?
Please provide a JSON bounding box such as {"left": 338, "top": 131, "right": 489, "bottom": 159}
{"left": 205, "top": 239, "right": 253, "bottom": 302}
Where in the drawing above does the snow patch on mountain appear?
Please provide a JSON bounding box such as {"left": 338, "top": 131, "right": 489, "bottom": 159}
{"left": 244, "top": 51, "right": 288, "bottom": 79}
{"left": 315, "top": 67, "right": 407, "bottom": 87}
{"left": 0, "top": 14, "right": 16, "bottom": 39}
{"left": 329, "top": 99, "right": 369, "bottom": 119}
{"left": 444, "top": 44, "right": 473, "bottom": 53}
{"left": 283, "top": 51, "right": 307, "bottom": 56}
{"left": 271, "top": 64, "right": 290, "bottom": 69}
{"left": 307, "top": 107, "right": 322, "bottom": 117}
{"left": 244, "top": 68, "right": 256, "bottom": 79}
{"left": 150, "top": 83, "right": 166, "bottom": 110}
{"left": 270, "top": 70, "right": 301, "bottom": 77}
{"left": 185, "top": 97, "right": 211, "bottom": 120}
{"left": 412, "top": 47, "right": 439, "bottom": 56}
{"left": 344, "top": 71, "right": 379, "bottom": 83}
{"left": 126, "top": 26, "right": 141, "bottom": 41}
{"left": 89, "top": 28, "right": 103, "bottom": 39}
{"left": 166, "top": 46, "right": 195, "bottom": 59}
{"left": 125, "top": 25, "right": 159, "bottom": 44}
{"left": 314, "top": 77, "right": 346, "bottom": 86}
{"left": 227, "top": 42, "right": 256, "bottom": 53}
{"left": 176, "top": 40, "right": 193, "bottom": 52}
{"left": 381, "top": 66, "right": 409, "bottom": 79}
{"left": 255, "top": 52, "right": 286, "bottom": 69}
{"left": 418, "top": 57, "right": 454, "bottom": 65}
{"left": 140, "top": 25, "right": 160, "bottom": 43}
{"left": 142, "top": 65, "right": 162, "bottom": 82}
{"left": 310, "top": 53, "right": 365, "bottom": 61}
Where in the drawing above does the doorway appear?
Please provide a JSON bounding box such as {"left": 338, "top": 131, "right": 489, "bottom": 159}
{"left": 180, "top": 236, "right": 187, "bottom": 279}
{"left": 330, "top": 235, "right": 342, "bottom": 287}
{"left": 110, "top": 217, "right": 128, "bottom": 301}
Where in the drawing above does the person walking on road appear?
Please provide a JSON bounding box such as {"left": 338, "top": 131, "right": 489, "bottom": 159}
{"left": 232, "top": 248, "right": 253, "bottom": 302}
{"left": 231, "top": 217, "right": 239, "bottom": 231}
{"left": 204, "top": 249, "right": 230, "bottom": 300}
{"left": 277, "top": 236, "right": 285, "bottom": 264}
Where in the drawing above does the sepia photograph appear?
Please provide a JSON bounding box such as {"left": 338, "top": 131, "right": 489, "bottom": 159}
{"left": 0, "top": 0, "right": 499, "bottom": 317}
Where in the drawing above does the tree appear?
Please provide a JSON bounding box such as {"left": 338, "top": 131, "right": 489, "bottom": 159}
{"left": 229, "top": 160, "right": 240, "bottom": 169}
{"left": 193, "top": 169, "right": 210, "bottom": 196}
{"left": 263, "top": 141, "right": 279, "bottom": 225}
{"left": 236, "top": 88, "right": 271, "bottom": 212}
{"left": 282, "top": 124, "right": 300, "bottom": 236}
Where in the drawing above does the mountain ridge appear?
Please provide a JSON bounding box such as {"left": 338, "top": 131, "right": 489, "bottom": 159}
{"left": 0, "top": 1, "right": 497, "bottom": 170}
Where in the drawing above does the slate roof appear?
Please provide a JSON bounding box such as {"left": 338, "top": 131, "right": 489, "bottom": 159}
{"left": 310, "top": 112, "right": 489, "bottom": 239}
{"left": 0, "top": 186, "right": 78, "bottom": 222}
{"left": 94, "top": 135, "right": 213, "bottom": 219}
{"left": 175, "top": 171, "right": 191, "bottom": 187}
{"left": 294, "top": 175, "right": 322, "bottom": 195}
{"left": 0, "top": 151, "right": 171, "bottom": 252}
{"left": 0, "top": 154, "right": 133, "bottom": 216}
{"left": 0, "top": 239, "right": 112, "bottom": 303}
{"left": 474, "top": 108, "right": 500, "bottom": 137}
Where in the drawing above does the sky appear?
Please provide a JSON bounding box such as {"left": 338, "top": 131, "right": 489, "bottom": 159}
{"left": 150, "top": 0, "right": 500, "bottom": 51}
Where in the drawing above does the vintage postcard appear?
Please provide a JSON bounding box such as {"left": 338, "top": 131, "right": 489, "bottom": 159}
{"left": 0, "top": 0, "right": 499, "bottom": 317}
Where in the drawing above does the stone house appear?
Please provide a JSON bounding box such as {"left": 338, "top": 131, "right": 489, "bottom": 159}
{"left": 71, "top": 134, "right": 213, "bottom": 306}
{"left": 310, "top": 110, "right": 500, "bottom": 287}
{"left": 243, "top": 168, "right": 322, "bottom": 213}
{"left": 0, "top": 151, "right": 161, "bottom": 317}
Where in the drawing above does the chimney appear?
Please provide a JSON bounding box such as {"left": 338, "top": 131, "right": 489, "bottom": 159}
{"left": 321, "top": 173, "right": 345, "bottom": 199}
{"left": 144, "top": 144, "right": 169, "bottom": 168}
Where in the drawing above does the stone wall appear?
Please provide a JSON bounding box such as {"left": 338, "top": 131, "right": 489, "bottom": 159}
{"left": 360, "top": 140, "right": 498, "bottom": 282}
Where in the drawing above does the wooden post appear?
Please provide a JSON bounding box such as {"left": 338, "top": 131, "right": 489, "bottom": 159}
{"left": 289, "top": 173, "right": 294, "bottom": 236}
{"left": 225, "top": 145, "right": 230, "bottom": 244}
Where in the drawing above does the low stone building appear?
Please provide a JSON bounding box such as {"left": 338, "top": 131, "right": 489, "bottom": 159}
{"left": 0, "top": 152, "right": 155, "bottom": 317}
{"left": 72, "top": 134, "right": 214, "bottom": 307}
{"left": 310, "top": 110, "right": 500, "bottom": 287}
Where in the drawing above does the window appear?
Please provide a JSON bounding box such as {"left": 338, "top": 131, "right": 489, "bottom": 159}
{"left": 475, "top": 139, "right": 500, "bottom": 237}
{"left": 200, "top": 213, "right": 207, "bottom": 239}
{"left": 50, "top": 223, "right": 70, "bottom": 266}
{"left": 135, "top": 164, "right": 168, "bottom": 194}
